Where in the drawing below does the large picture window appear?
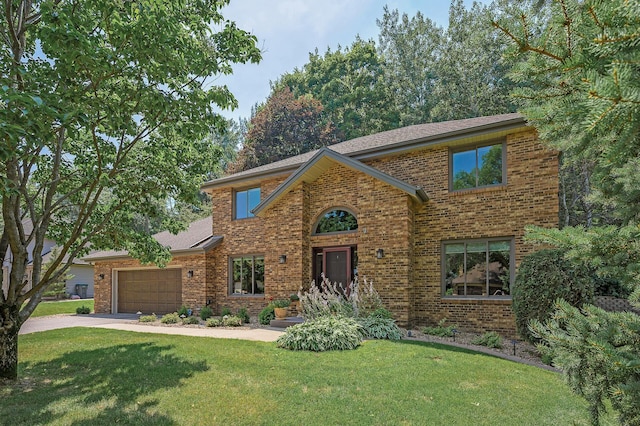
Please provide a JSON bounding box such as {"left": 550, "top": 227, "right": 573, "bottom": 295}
{"left": 234, "top": 187, "right": 260, "bottom": 219}
{"left": 451, "top": 142, "right": 504, "bottom": 190}
{"left": 442, "top": 238, "right": 513, "bottom": 297}
{"left": 230, "top": 255, "right": 264, "bottom": 295}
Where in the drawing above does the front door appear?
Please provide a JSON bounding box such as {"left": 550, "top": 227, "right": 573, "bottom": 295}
{"left": 323, "top": 248, "right": 350, "bottom": 287}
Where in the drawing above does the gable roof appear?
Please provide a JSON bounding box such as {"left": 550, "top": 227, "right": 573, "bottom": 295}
{"left": 253, "top": 148, "right": 428, "bottom": 217}
{"left": 83, "top": 217, "right": 221, "bottom": 262}
{"left": 202, "top": 113, "right": 526, "bottom": 190}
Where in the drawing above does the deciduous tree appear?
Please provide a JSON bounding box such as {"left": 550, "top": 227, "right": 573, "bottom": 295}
{"left": 0, "top": 0, "right": 260, "bottom": 380}
{"left": 227, "top": 87, "right": 339, "bottom": 172}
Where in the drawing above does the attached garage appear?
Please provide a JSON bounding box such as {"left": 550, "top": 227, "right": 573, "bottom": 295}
{"left": 117, "top": 269, "right": 182, "bottom": 314}
{"left": 85, "top": 217, "right": 223, "bottom": 315}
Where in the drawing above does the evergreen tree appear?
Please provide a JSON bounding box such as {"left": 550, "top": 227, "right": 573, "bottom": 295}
{"left": 496, "top": 1, "right": 640, "bottom": 422}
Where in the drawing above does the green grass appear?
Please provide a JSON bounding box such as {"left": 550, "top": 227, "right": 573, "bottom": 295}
{"left": 2, "top": 328, "right": 616, "bottom": 425}
{"left": 29, "top": 299, "right": 94, "bottom": 317}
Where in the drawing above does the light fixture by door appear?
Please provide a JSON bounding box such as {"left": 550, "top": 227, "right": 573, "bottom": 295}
{"left": 376, "top": 249, "right": 384, "bottom": 259}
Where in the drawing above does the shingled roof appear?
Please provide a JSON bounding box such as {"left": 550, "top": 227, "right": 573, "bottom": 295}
{"left": 83, "top": 217, "right": 221, "bottom": 262}
{"left": 202, "top": 113, "right": 526, "bottom": 190}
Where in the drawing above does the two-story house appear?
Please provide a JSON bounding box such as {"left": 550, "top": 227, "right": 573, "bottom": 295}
{"left": 89, "top": 113, "right": 558, "bottom": 334}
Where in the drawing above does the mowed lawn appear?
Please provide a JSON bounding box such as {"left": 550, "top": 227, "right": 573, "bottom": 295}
{"left": 30, "top": 299, "right": 94, "bottom": 317}
{"left": 1, "top": 328, "right": 614, "bottom": 425}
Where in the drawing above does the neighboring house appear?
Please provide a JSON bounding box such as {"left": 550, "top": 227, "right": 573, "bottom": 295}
{"left": 1, "top": 220, "right": 95, "bottom": 298}
{"left": 90, "top": 113, "right": 559, "bottom": 335}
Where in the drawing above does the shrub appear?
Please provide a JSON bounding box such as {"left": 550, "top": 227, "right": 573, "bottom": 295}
{"left": 199, "top": 306, "right": 213, "bottom": 320}
{"left": 206, "top": 317, "right": 222, "bottom": 327}
{"left": 358, "top": 316, "right": 402, "bottom": 340}
{"left": 258, "top": 306, "right": 275, "bottom": 325}
{"left": 75, "top": 305, "right": 91, "bottom": 314}
{"left": 298, "top": 275, "right": 385, "bottom": 320}
{"left": 531, "top": 299, "right": 640, "bottom": 425}
{"left": 271, "top": 299, "right": 290, "bottom": 308}
{"left": 139, "top": 314, "right": 157, "bottom": 323}
{"left": 368, "top": 308, "right": 393, "bottom": 319}
{"left": 177, "top": 305, "right": 190, "bottom": 317}
{"left": 289, "top": 293, "right": 299, "bottom": 302}
{"left": 220, "top": 307, "right": 232, "bottom": 317}
{"left": 223, "top": 315, "right": 243, "bottom": 327}
{"left": 182, "top": 316, "right": 200, "bottom": 325}
{"left": 236, "top": 308, "right": 250, "bottom": 323}
{"left": 513, "top": 248, "right": 594, "bottom": 343}
{"left": 471, "top": 331, "right": 503, "bottom": 349}
{"left": 277, "top": 316, "right": 364, "bottom": 351}
{"left": 423, "top": 318, "right": 456, "bottom": 337}
{"left": 160, "top": 312, "right": 180, "bottom": 324}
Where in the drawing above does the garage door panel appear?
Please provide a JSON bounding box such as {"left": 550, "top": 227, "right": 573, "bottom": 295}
{"left": 117, "top": 269, "right": 182, "bottom": 314}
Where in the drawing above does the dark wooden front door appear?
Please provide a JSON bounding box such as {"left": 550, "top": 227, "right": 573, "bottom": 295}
{"left": 321, "top": 247, "right": 351, "bottom": 288}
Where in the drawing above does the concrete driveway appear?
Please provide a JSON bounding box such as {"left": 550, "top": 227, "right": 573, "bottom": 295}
{"left": 20, "top": 314, "right": 284, "bottom": 342}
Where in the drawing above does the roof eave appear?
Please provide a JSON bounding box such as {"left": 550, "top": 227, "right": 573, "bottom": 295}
{"left": 253, "top": 148, "right": 428, "bottom": 216}
{"left": 202, "top": 116, "right": 529, "bottom": 190}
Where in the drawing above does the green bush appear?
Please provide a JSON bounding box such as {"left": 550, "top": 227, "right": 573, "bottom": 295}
{"left": 139, "top": 314, "right": 157, "bottom": 323}
{"left": 276, "top": 316, "right": 364, "bottom": 351}
{"left": 423, "top": 318, "right": 456, "bottom": 337}
{"left": 182, "top": 316, "right": 200, "bottom": 325}
{"left": 75, "top": 305, "right": 91, "bottom": 314}
{"left": 199, "top": 306, "right": 213, "bottom": 320}
{"left": 223, "top": 315, "right": 243, "bottom": 327}
{"left": 271, "top": 299, "right": 290, "bottom": 308}
{"left": 206, "top": 317, "right": 222, "bottom": 327}
{"left": 236, "top": 307, "right": 250, "bottom": 324}
{"left": 258, "top": 306, "right": 275, "bottom": 325}
{"left": 513, "top": 248, "right": 594, "bottom": 343}
{"left": 177, "top": 305, "right": 190, "bottom": 317}
{"left": 220, "top": 307, "right": 232, "bottom": 317}
{"left": 368, "top": 308, "right": 393, "bottom": 319}
{"left": 358, "top": 316, "right": 402, "bottom": 340}
{"left": 160, "top": 312, "right": 180, "bottom": 324}
{"left": 471, "top": 331, "right": 503, "bottom": 349}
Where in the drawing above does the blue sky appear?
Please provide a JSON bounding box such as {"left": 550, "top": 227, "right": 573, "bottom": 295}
{"left": 216, "top": 0, "right": 485, "bottom": 122}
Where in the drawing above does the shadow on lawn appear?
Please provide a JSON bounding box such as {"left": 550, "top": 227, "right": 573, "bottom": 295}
{"left": 1, "top": 342, "right": 208, "bottom": 425}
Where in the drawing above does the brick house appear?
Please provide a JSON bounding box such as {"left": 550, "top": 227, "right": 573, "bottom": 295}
{"left": 89, "top": 113, "right": 558, "bottom": 335}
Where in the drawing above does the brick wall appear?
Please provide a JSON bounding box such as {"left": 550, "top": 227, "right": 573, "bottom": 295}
{"left": 366, "top": 130, "right": 559, "bottom": 335}
{"left": 201, "top": 129, "right": 558, "bottom": 335}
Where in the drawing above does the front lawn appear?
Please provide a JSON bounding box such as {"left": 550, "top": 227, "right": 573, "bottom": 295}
{"left": 29, "top": 299, "right": 94, "bottom": 317}
{"left": 3, "top": 328, "right": 612, "bottom": 425}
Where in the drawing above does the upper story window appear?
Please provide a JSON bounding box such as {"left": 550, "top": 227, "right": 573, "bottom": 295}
{"left": 442, "top": 238, "right": 513, "bottom": 298}
{"left": 314, "top": 209, "right": 358, "bottom": 234}
{"left": 234, "top": 187, "right": 260, "bottom": 220}
{"left": 451, "top": 142, "right": 505, "bottom": 191}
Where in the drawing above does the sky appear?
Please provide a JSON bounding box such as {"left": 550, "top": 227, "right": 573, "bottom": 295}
{"left": 215, "top": 0, "right": 483, "bottom": 122}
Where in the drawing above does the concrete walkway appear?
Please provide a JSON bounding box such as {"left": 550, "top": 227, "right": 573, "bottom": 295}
{"left": 20, "top": 314, "right": 284, "bottom": 342}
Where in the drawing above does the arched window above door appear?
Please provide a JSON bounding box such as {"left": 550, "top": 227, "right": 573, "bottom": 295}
{"left": 314, "top": 209, "right": 358, "bottom": 234}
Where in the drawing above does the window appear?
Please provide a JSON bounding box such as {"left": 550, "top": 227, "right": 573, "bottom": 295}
{"left": 234, "top": 187, "right": 260, "bottom": 219}
{"left": 442, "top": 238, "right": 513, "bottom": 297}
{"left": 230, "top": 255, "right": 264, "bottom": 295}
{"left": 451, "top": 142, "right": 504, "bottom": 190}
{"left": 314, "top": 209, "right": 358, "bottom": 234}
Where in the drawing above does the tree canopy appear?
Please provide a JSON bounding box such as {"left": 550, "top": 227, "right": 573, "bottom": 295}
{"left": 277, "top": 38, "right": 399, "bottom": 141}
{"left": 0, "top": 0, "right": 260, "bottom": 380}
{"left": 227, "top": 87, "right": 340, "bottom": 172}
{"left": 496, "top": 0, "right": 640, "bottom": 422}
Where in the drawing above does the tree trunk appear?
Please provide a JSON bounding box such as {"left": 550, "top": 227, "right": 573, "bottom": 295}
{"left": 0, "top": 304, "right": 21, "bottom": 380}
